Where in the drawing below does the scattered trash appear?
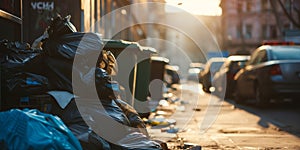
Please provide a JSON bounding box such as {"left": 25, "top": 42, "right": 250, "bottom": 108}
{"left": 176, "top": 105, "right": 186, "bottom": 112}
{"left": 163, "top": 92, "right": 173, "bottom": 99}
{"left": 159, "top": 99, "right": 170, "bottom": 107}
{"left": 161, "top": 125, "right": 179, "bottom": 133}
{"left": 166, "top": 118, "right": 177, "bottom": 125}
{"left": 148, "top": 116, "right": 169, "bottom": 126}
{"left": 180, "top": 100, "right": 189, "bottom": 105}
{"left": 193, "top": 107, "right": 201, "bottom": 111}
{"left": 156, "top": 110, "right": 171, "bottom": 116}
{"left": 169, "top": 97, "right": 180, "bottom": 103}
{"left": 148, "top": 116, "right": 177, "bottom": 126}
{"left": 182, "top": 143, "right": 202, "bottom": 150}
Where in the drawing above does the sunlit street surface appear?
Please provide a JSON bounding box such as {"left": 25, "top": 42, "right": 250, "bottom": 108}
{"left": 148, "top": 81, "right": 300, "bottom": 149}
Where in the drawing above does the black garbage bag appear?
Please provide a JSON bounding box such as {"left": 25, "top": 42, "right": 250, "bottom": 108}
{"left": 0, "top": 39, "right": 44, "bottom": 72}
{"left": 114, "top": 99, "right": 149, "bottom": 137}
{"left": 42, "top": 32, "right": 103, "bottom": 95}
{"left": 95, "top": 68, "right": 120, "bottom": 100}
{"left": 111, "top": 132, "right": 162, "bottom": 150}
{"left": 0, "top": 39, "right": 46, "bottom": 105}
{"left": 94, "top": 68, "right": 149, "bottom": 136}
{"left": 43, "top": 57, "right": 73, "bottom": 92}
{"left": 6, "top": 72, "right": 48, "bottom": 96}
{"left": 47, "top": 14, "right": 77, "bottom": 38}
{"left": 74, "top": 98, "right": 162, "bottom": 150}
{"left": 0, "top": 39, "right": 31, "bottom": 54}
{"left": 50, "top": 98, "right": 111, "bottom": 150}
{"left": 42, "top": 32, "right": 102, "bottom": 60}
{"left": 50, "top": 96, "right": 156, "bottom": 150}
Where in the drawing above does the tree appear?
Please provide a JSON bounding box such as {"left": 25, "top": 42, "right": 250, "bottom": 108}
{"left": 277, "top": 0, "right": 300, "bottom": 28}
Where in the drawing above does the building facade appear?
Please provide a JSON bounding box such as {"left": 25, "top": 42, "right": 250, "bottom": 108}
{"left": 220, "top": 0, "right": 300, "bottom": 54}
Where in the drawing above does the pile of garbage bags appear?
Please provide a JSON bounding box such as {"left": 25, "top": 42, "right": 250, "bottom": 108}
{"left": 0, "top": 15, "right": 162, "bottom": 150}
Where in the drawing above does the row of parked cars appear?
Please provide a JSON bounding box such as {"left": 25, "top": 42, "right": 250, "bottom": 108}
{"left": 198, "top": 41, "right": 300, "bottom": 107}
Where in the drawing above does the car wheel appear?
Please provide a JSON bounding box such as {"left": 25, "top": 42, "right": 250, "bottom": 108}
{"left": 255, "top": 85, "right": 269, "bottom": 107}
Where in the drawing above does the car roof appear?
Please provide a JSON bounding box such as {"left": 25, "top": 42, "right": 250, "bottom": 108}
{"left": 207, "top": 57, "right": 227, "bottom": 62}
{"left": 259, "top": 45, "right": 300, "bottom": 51}
{"left": 227, "top": 55, "right": 250, "bottom": 61}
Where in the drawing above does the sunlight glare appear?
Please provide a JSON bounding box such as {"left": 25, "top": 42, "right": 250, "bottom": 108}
{"left": 165, "top": 0, "right": 222, "bottom": 16}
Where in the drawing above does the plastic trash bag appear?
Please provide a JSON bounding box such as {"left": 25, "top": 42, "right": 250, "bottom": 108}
{"left": 43, "top": 57, "right": 73, "bottom": 92}
{"left": 0, "top": 39, "right": 43, "bottom": 71}
{"left": 50, "top": 99, "right": 111, "bottom": 150}
{"left": 114, "top": 132, "right": 162, "bottom": 150}
{"left": 114, "top": 99, "right": 149, "bottom": 137}
{"left": 75, "top": 98, "right": 162, "bottom": 150}
{"left": 0, "top": 109, "right": 82, "bottom": 150}
{"left": 47, "top": 14, "right": 77, "bottom": 38}
{"left": 6, "top": 72, "right": 48, "bottom": 96}
{"left": 95, "top": 68, "right": 120, "bottom": 100}
{"left": 42, "top": 32, "right": 103, "bottom": 95}
{"left": 42, "top": 32, "right": 102, "bottom": 60}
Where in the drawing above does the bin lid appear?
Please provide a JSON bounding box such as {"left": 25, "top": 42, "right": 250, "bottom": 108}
{"left": 165, "top": 65, "right": 179, "bottom": 71}
{"left": 103, "top": 39, "right": 141, "bottom": 50}
{"left": 140, "top": 46, "right": 157, "bottom": 54}
{"left": 151, "top": 56, "right": 169, "bottom": 63}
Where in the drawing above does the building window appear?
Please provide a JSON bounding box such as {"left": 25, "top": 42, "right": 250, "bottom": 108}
{"left": 245, "top": 24, "right": 252, "bottom": 39}
{"left": 246, "top": 1, "right": 252, "bottom": 12}
{"left": 261, "top": 24, "right": 268, "bottom": 39}
{"left": 236, "top": 25, "right": 241, "bottom": 38}
{"left": 270, "top": 25, "right": 277, "bottom": 38}
{"left": 261, "top": 0, "right": 269, "bottom": 10}
{"left": 237, "top": 1, "right": 243, "bottom": 13}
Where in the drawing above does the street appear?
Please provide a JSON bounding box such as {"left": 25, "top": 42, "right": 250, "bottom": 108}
{"left": 148, "top": 81, "right": 300, "bottom": 149}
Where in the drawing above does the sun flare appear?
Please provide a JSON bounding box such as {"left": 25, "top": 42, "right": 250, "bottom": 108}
{"left": 165, "top": 0, "right": 222, "bottom": 16}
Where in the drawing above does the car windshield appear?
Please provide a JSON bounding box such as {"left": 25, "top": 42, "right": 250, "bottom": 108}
{"left": 270, "top": 47, "right": 300, "bottom": 60}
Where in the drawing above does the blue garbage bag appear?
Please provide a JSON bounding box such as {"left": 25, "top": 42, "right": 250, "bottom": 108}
{"left": 0, "top": 109, "right": 82, "bottom": 150}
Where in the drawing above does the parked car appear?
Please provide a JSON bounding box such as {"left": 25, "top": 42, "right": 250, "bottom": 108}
{"left": 213, "top": 55, "right": 250, "bottom": 98}
{"left": 234, "top": 44, "right": 300, "bottom": 106}
{"left": 199, "top": 57, "right": 226, "bottom": 93}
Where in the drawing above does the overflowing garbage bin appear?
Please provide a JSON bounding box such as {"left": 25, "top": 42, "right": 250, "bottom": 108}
{"left": 0, "top": 15, "right": 164, "bottom": 150}
{"left": 102, "top": 40, "right": 157, "bottom": 117}
{"left": 149, "top": 56, "right": 169, "bottom": 101}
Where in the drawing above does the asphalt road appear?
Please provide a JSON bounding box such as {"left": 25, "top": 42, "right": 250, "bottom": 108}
{"left": 148, "top": 81, "right": 300, "bottom": 150}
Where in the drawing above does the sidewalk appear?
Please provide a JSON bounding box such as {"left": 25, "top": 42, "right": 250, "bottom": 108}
{"left": 147, "top": 82, "right": 214, "bottom": 149}
{"left": 147, "top": 81, "right": 300, "bottom": 150}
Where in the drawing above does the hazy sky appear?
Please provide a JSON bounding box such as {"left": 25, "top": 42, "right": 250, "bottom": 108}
{"left": 165, "top": 0, "right": 222, "bottom": 16}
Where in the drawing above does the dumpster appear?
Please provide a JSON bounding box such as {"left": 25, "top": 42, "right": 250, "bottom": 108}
{"left": 135, "top": 46, "right": 156, "bottom": 117}
{"left": 149, "top": 56, "right": 169, "bottom": 101}
{"left": 102, "top": 40, "right": 156, "bottom": 116}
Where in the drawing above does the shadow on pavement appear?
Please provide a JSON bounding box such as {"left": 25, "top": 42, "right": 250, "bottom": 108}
{"left": 223, "top": 97, "right": 300, "bottom": 138}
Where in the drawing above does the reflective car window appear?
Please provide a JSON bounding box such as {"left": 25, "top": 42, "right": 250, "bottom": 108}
{"left": 270, "top": 48, "right": 300, "bottom": 60}
{"left": 255, "top": 50, "right": 267, "bottom": 64}
{"left": 230, "top": 61, "right": 244, "bottom": 73}
{"left": 210, "top": 62, "right": 224, "bottom": 73}
{"left": 248, "top": 50, "right": 259, "bottom": 65}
